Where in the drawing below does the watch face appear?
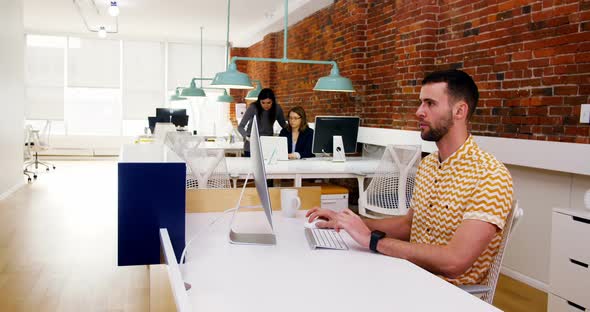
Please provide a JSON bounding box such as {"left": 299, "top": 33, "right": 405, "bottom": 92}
{"left": 372, "top": 230, "right": 385, "bottom": 239}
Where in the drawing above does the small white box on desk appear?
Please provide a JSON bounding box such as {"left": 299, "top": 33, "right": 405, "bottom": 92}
{"left": 322, "top": 193, "right": 348, "bottom": 212}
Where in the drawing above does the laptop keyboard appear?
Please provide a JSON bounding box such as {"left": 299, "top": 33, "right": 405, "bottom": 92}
{"left": 304, "top": 228, "right": 348, "bottom": 250}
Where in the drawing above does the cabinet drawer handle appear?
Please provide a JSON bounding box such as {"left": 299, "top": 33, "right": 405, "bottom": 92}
{"left": 567, "top": 300, "right": 586, "bottom": 311}
{"left": 570, "top": 258, "right": 589, "bottom": 268}
{"left": 322, "top": 201, "right": 337, "bottom": 204}
{"left": 573, "top": 216, "right": 590, "bottom": 224}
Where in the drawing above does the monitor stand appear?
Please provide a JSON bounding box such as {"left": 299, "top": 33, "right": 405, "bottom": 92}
{"left": 229, "top": 204, "right": 277, "bottom": 245}
{"left": 332, "top": 136, "right": 346, "bottom": 162}
{"left": 228, "top": 178, "right": 276, "bottom": 246}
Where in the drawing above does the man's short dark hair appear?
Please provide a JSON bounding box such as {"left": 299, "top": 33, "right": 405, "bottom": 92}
{"left": 421, "top": 69, "right": 479, "bottom": 120}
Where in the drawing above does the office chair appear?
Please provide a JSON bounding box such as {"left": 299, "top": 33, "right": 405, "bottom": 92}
{"left": 162, "top": 135, "right": 205, "bottom": 189}
{"left": 23, "top": 126, "right": 35, "bottom": 182}
{"left": 164, "top": 131, "right": 192, "bottom": 155}
{"left": 459, "top": 200, "right": 524, "bottom": 304}
{"left": 358, "top": 145, "right": 421, "bottom": 218}
{"left": 184, "top": 147, "right": 231, "bottom": 189}
{"left": 24, "top": 121, "right": 56, "bottom": 174}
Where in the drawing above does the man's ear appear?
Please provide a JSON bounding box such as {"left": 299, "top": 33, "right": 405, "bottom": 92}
{"left": 454, "top": 101, "right": 469, "bottom": 120}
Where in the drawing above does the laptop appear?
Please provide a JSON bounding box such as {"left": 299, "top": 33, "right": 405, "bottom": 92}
{"left": 260, "top": 136, "right": 288, "bottom": 163}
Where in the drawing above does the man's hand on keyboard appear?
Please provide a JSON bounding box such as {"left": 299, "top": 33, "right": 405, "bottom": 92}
{"left": 306, "top": 208, "right": 372, "bottom": 248}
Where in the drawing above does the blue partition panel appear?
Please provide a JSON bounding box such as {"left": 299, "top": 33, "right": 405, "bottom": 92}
{"left": 118, "top": 162, "right": 186, "bottom": 266}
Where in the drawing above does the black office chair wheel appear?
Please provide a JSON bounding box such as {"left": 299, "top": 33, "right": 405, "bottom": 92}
{"left": 27, "top": 178, "right": 32, "bottom": 182}
{"left": 52, "top": 165, "right": 56, "bottom": 169}
{"left": 34, "top": 175, "right": 37, "bottom": 179}
{"left": 46, "top": 167, "right": 50, "bottom": 171}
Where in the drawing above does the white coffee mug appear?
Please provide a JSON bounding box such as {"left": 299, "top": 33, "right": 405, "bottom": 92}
{"left": 281, "top": 189, "right": 301, "bottom": 218}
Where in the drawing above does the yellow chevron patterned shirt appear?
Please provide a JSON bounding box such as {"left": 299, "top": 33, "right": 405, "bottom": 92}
{"left": 409, "top": 135, "right": 513, "bottom": 285}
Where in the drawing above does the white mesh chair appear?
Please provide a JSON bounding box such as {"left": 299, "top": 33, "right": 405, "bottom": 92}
{"left": 164, "top": 131, "right": 192, "bottom": 155}
{"left": 23, "top": 126, "right": 35, "bottom": 182}
{"left": 154, "top": 122, "right": 177, "bottom": 144}
{"left": 24, "top": 121, "right": 56, "bottom": 173}
{"left": 163, "top": 135, "right": 205, "bottom": 189}
{"left": 459, "top": 200, "right": 524, "bottom": 304}
{"left": 183, "top": 147, "right": 231, "bottom": 189}
{"left": 358, "top": 145, "right": 421, "bottom": 218}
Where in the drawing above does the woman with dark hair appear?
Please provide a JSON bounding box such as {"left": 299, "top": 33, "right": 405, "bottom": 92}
{"left": 238, "top": 88, "right": 287, "bottom": 156}
{"left": 279, "top": 106, "right": 315, "bottom": 159}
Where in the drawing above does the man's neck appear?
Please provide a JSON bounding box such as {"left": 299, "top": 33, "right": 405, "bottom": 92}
{"left": 436, "top": 128, "right": 469, "bottom": 163}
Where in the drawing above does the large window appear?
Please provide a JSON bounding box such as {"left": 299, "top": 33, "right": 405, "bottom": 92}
{"left": 25, "top": 34, "right": 231, "bottom": 137}
{"left": 64, "top": 87, "right": 122, "bottom": 135}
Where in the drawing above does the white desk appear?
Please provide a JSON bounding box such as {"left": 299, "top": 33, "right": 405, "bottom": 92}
{"left": 199, "top": 141, "right": 244, "bottom": 156}
{"left": 180, "top": 211, "right": 500, "bottom": 312}
{"left": 226, "top": 157, "right": 379, "bottom": 187}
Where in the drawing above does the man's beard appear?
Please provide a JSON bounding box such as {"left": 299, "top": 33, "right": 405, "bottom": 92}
{"left": 420, "top": 110, "right": 454, "bottom": 142}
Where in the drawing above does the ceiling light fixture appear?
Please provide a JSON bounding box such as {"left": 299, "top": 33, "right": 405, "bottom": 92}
{"left": 179, "top": 27, "right": 234, "bottom": 103}
{"left": 211, "top": 0, "right": 354, "bottom": 93}
{"left": 217, "top": 89, "right": 234, "bottom": 103}
{"left": 181, "top": 27, "right": 208, "bottom": 97}
{"left": 210, "top": 0, "right": 253, "bottom": 90}
{"left": 245, "top": 80, "right": 263, "bottom": 101}
{"left": 108, "top": 1, "right": 120, "bottom": 17}
{"left": 169, "top": 87, "right": 188, "bottom": 101}
{"left": 73, "top": 0, "right": 119, "bottom": 37}
{"left": 98, "top": 26, "right": 107, "bottom": 38}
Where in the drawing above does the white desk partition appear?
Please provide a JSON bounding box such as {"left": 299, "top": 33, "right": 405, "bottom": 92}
{"left": 181, "top": 211, "right": 500, "bottom": 312}
{"left": 159, "top": 229, "right": 191, "bottom": 312}
{"left": 226, "top": 157, "right": 380, "bottom": 187}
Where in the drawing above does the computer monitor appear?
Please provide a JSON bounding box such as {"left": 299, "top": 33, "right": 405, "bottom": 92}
{"left": 229, "top": 116, "right": 276, "bottom": 245}
{"left": 156, "top": 108, "right": 187, "bottom": 122}
{"left": 171, "top": 115, "right": 189, "bottom": 127}
{"left": 260, "top": 136, "right": 288, "bottom": 162}
{"left": 148, "top": 116, "right": 169, "bottom": 135}
{"left": 312, "top": 116, "right": 360, "bottom": 154}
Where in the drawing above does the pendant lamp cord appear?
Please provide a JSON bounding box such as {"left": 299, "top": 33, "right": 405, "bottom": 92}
{"left": 225, "top": 0, "right": 231, "bottom": 71}
{"left": 200, "top": 26, "right": 204, "bottom": 88}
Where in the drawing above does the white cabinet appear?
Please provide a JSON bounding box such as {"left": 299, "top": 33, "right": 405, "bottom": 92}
{"left": 549, "top": 208, "right": 590, "bottom": 312}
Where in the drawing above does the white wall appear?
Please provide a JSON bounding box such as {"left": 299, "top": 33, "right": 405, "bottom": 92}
{"left": 0, "top": 0, "right": 25, "bottom": 199}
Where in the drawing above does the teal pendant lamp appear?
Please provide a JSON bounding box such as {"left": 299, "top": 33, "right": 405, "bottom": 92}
{"left": 313, "top": 65, "right": 354, "bottom": 92}
{"left": 170, "top": 87, "right": 187, "bottom": 101}
{"left": 245, "top": 80, "right": 262, "bottom": 100}
{"left": 217, "top": 89, "right": 234, "bottom": 102}
{"left": 181, "top": 26, "right": 209, "bottom": 97}
{"left": 212, "top": 0, "right": 354, "bottom": 93}
{"left": 210, "top": 0, "right": 253, "bottom": 90}
{"left": 181, "top": 78, "right": 207, "bottom": 97}
{"left": 210, "top": 63, "right": 253, "bottom": 89}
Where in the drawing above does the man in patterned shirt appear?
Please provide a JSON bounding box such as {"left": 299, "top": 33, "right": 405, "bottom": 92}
{"left": 307, "top": 69, "right": 513, "bottom": 285}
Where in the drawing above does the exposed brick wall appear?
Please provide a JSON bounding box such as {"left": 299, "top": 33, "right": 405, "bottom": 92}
{"left": 230, "top": 0, "right": 590, "bottom": 143}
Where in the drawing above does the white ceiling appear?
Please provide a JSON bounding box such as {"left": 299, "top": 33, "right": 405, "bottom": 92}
{"left": 23, "top": 0, "right": 333, "bottom": 47}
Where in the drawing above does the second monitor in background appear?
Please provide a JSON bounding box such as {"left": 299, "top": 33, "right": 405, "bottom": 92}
{"left": 156, "top": 108, "right": 187, "bottom": 122}
{"left": 171, "top": 115, "right": 189, "bottom": 128}
{"left": 312, "top": 116, "right": 360, "bottom": 156}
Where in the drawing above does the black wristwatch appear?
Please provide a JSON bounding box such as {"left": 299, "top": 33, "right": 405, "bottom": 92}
{"left": 369, "top": 230, "right": 386, "bottom": 253}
